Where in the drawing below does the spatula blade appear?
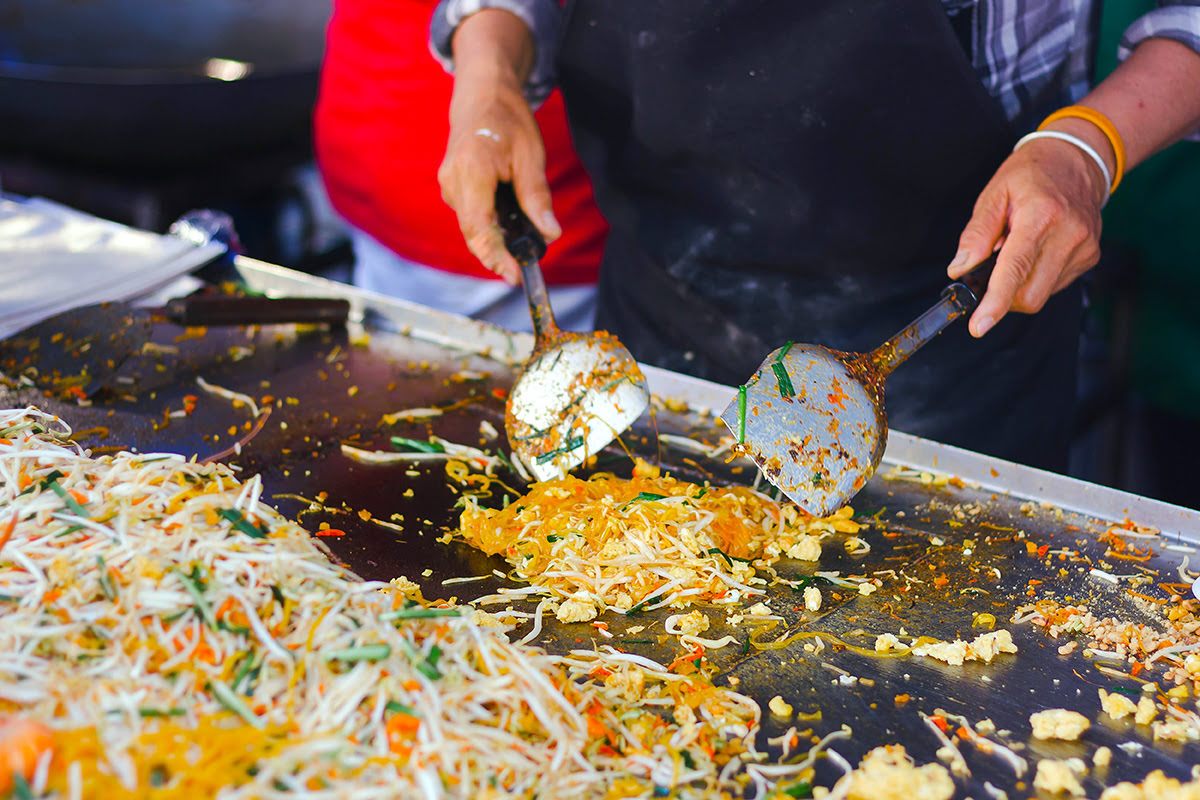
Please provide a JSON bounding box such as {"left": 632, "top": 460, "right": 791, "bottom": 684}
{"left": 719, "top": 344, "right": 885, "bottom": 516}
{"left": 0, "top": 302, "right": 151, "bottom": 397}
{"left": 507, "top": 333, "right": 649, "bottom": 482}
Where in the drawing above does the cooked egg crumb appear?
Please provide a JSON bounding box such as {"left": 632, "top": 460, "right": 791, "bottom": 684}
{"left": 768, "top": 695, "right": 793, "bottom": 718}
{"left": 842, "top": 744, "right": 954, "bottom": 800}
{"left": 1034, "top": 758, "right": 1086, "bottom": 796}
{"left": 1098, "top": 688, "right": 1137, "bottom": 720}
{"left": 1030, "top": 709, "right": 1090, "bottom": 741}
{"left": 1093, "top": 746, "right": 1112, "bottom": 768}
{"left": 804, "top": 586, "right": 822, "bottom": 612}
{"left": 875, "top": 633, "right": 903, "bottom": 652}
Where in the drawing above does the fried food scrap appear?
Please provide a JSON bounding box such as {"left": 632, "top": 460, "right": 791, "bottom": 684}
{"left": 804, "top": 585, "right": 822, "bottom": 612}
{"left": 875, "top": 633, "right": 904, "bottom": 653}
{"left": 842, "top": 745, "right": 955, "bottom": 800}
{"left": 1098, "top": 688, "right": 1138, "bottom": 720}
{"left": 912, "top": 629, "right": 1018, "bottom": 666}
{"left": 1099, "top": 769, "right": 1200, "bottom": 800}
{"left": 1030, "top": 709, "right": 1090, "bottom": 741}
{"left": 1034, "top": 758, "right": 1087, "bottom": 796}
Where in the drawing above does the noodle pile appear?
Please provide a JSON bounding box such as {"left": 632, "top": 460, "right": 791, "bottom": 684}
{"left": 0, "top": 408, "right": 804, "bottom": 798}
{"left": 453, "top": 459, "right": 863, "bottom": 622}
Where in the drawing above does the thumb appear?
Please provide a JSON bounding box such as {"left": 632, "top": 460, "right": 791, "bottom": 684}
{"left": 949, "top": 185, "right": 1009, "bottom": 279}
{"left": 512, "top": 146, "right": 560, "bottom": 243}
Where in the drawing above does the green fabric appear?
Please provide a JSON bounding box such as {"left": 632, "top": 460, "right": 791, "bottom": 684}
{"left": 1095, "top": 0, "right": 1200, "bottom": 420}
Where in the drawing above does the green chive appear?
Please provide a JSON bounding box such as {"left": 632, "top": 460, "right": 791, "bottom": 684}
{"left": 546, "top": 534, "right": 561, "bottom": 543}
{"left": 385, "top": 700, "right": 417, "bottom": 715}
{"left": 535, "top": 435, "right": 585, "bottom": 465}
{"left": 171, "top": 567, "right": 215, "bottom": 629}
{"left": 811, "top": 472, "right": 824, "bottom": 487}
{"left": 209, "top": 678, "right": 264, "bottom": 729}
{"left": 55, "top": 524, "right": 85, "bottom": 538}
{"left": 97, "top": 555, "right": 117, "bottom": 601}
{"left": 622, "top": 639, "right": 653, "bottom": 645}
{"left": 621, "top": 491, "right": 668, "bottom": 510}
{"left": 217, "top": 508, "right": 267, "bottom": 539}
{"left": 45, "top": 477, "right": 89, "bottom": 517}
{"left": 380, "top": 607, "right": 461, "bottom": 621}
{"left": 737, "top": 385, "right": 747, "bottom": 443}
{"left": 784, "top": 780, "right": 813, "bottom": 797}
{"left": 139, "top": 707, "right": 186, "bottom": 718}
{"left": 428, "top": 645, "right": 442, "bottom": 668}
{"left": 398, "top": 639, "right": 443, "bottom": 680}
{"left": 326, "top": 644, "right": 392, "bottom": 662}
{"left": 270, "top": 585, "right": 286, "bottom": 606}
{"left": 625, "top": 594, "right": 664, "bottom": 616}
{"left": 390, "top": 437, "right": 445, "bottom": 454}
{"left": 12, "top": 773, "right": 33, "bottom": 800}
{"left": 232, "top": 654, "right": 258, "bottom": 692}
{"left": 772, "top": 360, "right": 796, "bottom": 399}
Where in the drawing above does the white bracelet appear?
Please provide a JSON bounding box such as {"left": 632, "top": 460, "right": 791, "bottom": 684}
{"left": 1013, "top": 130, "right": 1112, "bottom": 206}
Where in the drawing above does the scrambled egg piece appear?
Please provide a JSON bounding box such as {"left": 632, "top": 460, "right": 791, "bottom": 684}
{"left": 747, "top": 602, "right": 773, "bottom": 616}
{"left": 1098, "top": 688, "right": 1138, "bottom": 720}
{"left": 603, "top": 666, "right": 645, "bottom": 702}
{"left": 1099, "top": 769, "right": 1200, "bottom": 800}
{"left": 875, "top": 633, "right": 904, "bottom": 653}
{"left": 675, "top": 610, "right": 710, "bottom": 636}
{"left": 1034, "top": 758, "right": 1087, "bottom": 796}
{"left": 1134, "top": 695, "right": 1157, "bottom": 726}
{"left": 556, "top": 592, "right": 599, "bottom": 623}
{"left": 470, "top": 610, "right": 506, "bottom": 628}
{"left": 1030, "top": 709, "right": 1090, "bottom": 741}
{"left": 913, "top": 629, "right": 1018, "bottom": 666}
{"left": 768, "top": 695, "right": 793, "bottom": 718}
{"left": 1093, "top": 746, "right": 1113, "bottom": 768}
{"left": 842, "top": 745, "right": 954, "bottom": 800}
{"left": 786, "top": 536, "right": 822, "bottom": 561}
{"left": 1152, "top": 719, "right": 1197, "bottom": 743}
{"left": 804, "top": 586, "right": 822, "bottom": 613}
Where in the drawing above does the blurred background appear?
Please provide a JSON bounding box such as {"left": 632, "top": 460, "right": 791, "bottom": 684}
{"left": 0, "top": 0, "right": 1195, "bottom": 508}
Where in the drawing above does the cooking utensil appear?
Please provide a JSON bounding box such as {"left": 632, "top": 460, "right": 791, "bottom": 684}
{"left": 0, "top": 295, "right": 350, "bottom": 397}
{"left": 719, "top": 254, "right": 996, "bottom": 516}
{"left": 496, "top": 183, "right": 650, "bottom": 482}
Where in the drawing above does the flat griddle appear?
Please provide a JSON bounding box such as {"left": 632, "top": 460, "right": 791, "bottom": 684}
{"left": 2, "top": 257, "right": 1198, "bottom": 798}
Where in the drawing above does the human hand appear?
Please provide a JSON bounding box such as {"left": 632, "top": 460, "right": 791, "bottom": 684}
{"left": 948, "top": 135, "right": 1108, "bottom": 337}
{"left": 438, "top": 48, "right": 558, "bottom": 285}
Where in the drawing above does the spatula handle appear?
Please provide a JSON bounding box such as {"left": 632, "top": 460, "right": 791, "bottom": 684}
{"left": 870, "top": 252, "right": 997, "bottom": 375}
{"left": 495, "top": 182, "right": 560, "bottom": 340}
{"left": 160, "top": 296, "right": 350, "bottom": 327}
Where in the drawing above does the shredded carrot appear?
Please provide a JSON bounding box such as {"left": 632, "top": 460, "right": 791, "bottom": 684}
{"left": 0, "top": 717, "right": 54, "bottom": 795}
{"left": 0, "top": 512, "right": 17, "bottom": 554}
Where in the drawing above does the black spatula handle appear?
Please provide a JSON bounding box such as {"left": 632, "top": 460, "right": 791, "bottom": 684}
{"left": 160, "top": 296, "right": 350, "bottom": 327}
{"left": 947, "top": 251, "right": 998, "bottom": 308}
{"left": 494, "top": 182, "right": 547, "bottom": 267}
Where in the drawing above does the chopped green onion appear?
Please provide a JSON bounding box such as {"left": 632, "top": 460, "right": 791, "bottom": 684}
{"left": 270, "top": 585, "right": 286, "bottom": 606}
{"left": 784, "top": 780, "right": 813, "bottom": 797}
{"left": 55, "top": 524, "right": 85, "bottom": 538}
{"left": 811, "top": 472, "right": 824, "bottom": 487}
{"left": 428, "top": 645, "right": 442, "bottom": 669}
{"left": 45, "top": 477, "right": 89, "bottom": 517}
{"left": 390, "top": 437, "right": 445, "bottom": 454}
{"left": 546, "top": 534, "right": 562, "bottom": 543}
{"left": 217, "top": 508, "right": 267, "bottom": 539}
{"left": 398, "top": 639, "right": 443, "bottom": 680}
{"left": 12, "top": 773, "right": 33, "bottom": 800}
{"left": 622, "top": 638, "right": 653, "bottom": 645}
{"left": 139, "top": 707, "right": 186, "bottom": 718}
{"left": 535, "top": 435, "right": 585, "bottom": 465}
{"left": 210, "top": 677, "right": 264, "bottom": 729}
{"left": 706, "top": 547, "right": 753, "bottom": 566}
{"left": 171, "top": 566, "right": 215, "bottom": 629}
{"left": 625, "top": 594, "right": 664, "bottom": 616}
{"left": 621, "top": 491, "right": 668, "bottom": 510}
{"left": 380, "top": 607, "right": 461, "bottom": 621}
{"left": 326, "top": 643, "right": 392, "bottom": 662}
{"left": 385, "top": 700, "right": 417, "bottom": 716}
{"left": 96, "top": 555, "right": 117, "bottom": 601}
{"left": 778, "top": 340, "right": 795, "bottom": 360}
{"left": 737, "top": 385, "right": 747, "bottom": 443}
{"left": 771, "top": 360, "right": 796, "bottom": 399}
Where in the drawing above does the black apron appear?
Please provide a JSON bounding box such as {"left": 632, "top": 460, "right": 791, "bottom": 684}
{"left": 555, "top": 0, "right": 1082, "bottom": 472}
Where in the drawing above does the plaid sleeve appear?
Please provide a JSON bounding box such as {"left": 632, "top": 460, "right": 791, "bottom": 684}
{"left": 1118, "top": 2, "right": 1200, "bottom": 139}
{"left": 430, "top": 0, "right": 563, "bottom": 107}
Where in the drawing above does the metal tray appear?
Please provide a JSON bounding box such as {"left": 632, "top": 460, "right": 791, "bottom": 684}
{"left": 2, "top": 255, "right": 1196, "bottom": 797}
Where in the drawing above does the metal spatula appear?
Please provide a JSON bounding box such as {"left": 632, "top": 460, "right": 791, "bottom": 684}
{"left": 0, "top": 295, "right": 350, "bottom": 397}
{"left": 719, "top": 255, "right": 996, "bottom": 516}
{"left": 496, "top": 183, "right": 649, "bottom": 482}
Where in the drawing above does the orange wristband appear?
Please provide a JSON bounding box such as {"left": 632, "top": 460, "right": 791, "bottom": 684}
{"left": 1038, "top": 105, "right": 1126, "bottom": 193}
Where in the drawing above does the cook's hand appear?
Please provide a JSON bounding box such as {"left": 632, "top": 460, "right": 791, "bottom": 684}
{"left": 947, "top": 138, "right": 1107, "bottom": 337}
{"left": 438, "top": 19, "right": 558, "bottom": 285}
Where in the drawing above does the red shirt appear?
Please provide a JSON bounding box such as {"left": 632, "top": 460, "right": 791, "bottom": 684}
{"left": 314, "top": 0, "right": 607, "bottom": 285}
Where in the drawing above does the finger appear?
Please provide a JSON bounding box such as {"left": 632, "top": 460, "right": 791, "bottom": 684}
{"left": 950, "top": 182, "right": 1010, "bottom": 278}
{"left": 455, "top": 170, "right": 520, "bottom": 285}
{"left": 1008, "top": 236, "right": 1074, "bottom": 315}
{"left": 969, "top": 221, "right": 1047, "bottom": 337}
{"left": 512, "top": 143, "right": 559, "bottom": 242}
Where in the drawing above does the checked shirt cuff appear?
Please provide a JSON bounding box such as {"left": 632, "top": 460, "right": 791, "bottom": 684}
{"left": 1119, "top": 3, "right": 1200, "bottom": 139}
{"left": 430, "top": 0, "right": 562, "bottom": 107}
